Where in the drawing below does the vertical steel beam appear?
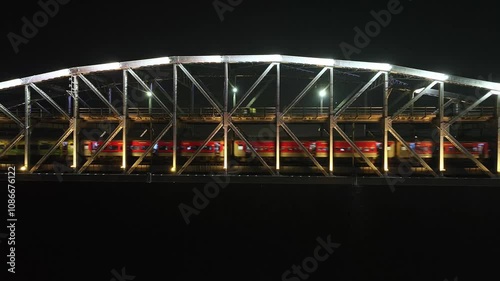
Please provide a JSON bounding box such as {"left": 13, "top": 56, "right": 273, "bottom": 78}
{"left": 172, "top": 65, "right": 178, "bottom": 173}
{"left": 382, "top": 72, "right": 389, "bottom": 173}
{"left": 224, "top": 63, "right": 229, "bottom": 174}
{"left": 439, "top": 82, "right": 445, "bottom": 173}
{"left": 276, "top": 63, "right": 281, "bottom": 173}
{"left": 329, "top": 67, "right": 334, "bottom": 173}
{"left": 122, "top": 70, "right": 128, "bottom": 171}
{"left": 497, "top": 94, "right": 500, "bottom": 174}
{"left": 72, "top": 76, "right": 79, "bottom": 170}
{"left": 24, "top": 85, "right": 31, "bottom": 171}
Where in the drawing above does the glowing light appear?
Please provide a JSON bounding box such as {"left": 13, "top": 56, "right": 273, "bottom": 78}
{"left": 93, "top": 62, "right": 121, "bottom": 72}
{"left": 46, "top": 68, "right": 71, "bottom": 77}
{"left": 0, "top": 78, "right": 23, "bottom": 90}
{"left": 374, "top": 63, "right": 393, "bottom": 71}
{"left": 170, "top": 167, "right": 176, "bottom": 172}
{"left": 424, "top": 72, "right": 449, "bottom": 81}
{"left": 146, "top": 91, "right": 153, "bottom": 97}
{"left": 266, "top": 55, "right": 284, "bottom": 62}
{"left": 144, "top": 57, "right": 171, "bottom": 66}
{"left": 307, "top": 58, "right": 335, "bottom": 67}
{"left": 20, "top": 166, "right": 27, "bottom": 171}
{"left": 319, "top": 89, "right": 327, "bottom": 97}
{"left": 232, "top": 87, "right": 238, "bottom": 93}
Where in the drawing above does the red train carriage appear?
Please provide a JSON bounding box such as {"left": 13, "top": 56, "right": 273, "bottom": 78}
{"left": 233, "top": 140, "right": 396, "bottom": 159}
{"left": 396, "top": 141, "right": 434, "bottom": 159}
{"left": 180, "top": 141, "right": 224, "bottom": 158}
{"left": 234, "top": 140, "right": 275, "bottom": 158}
{"left": 316, "top": 140, "right": 395, "bottom": 159}
{"left": 129, "top": 140, "right": 175, "bottom": 157}
{"left": 443, "top": 141, "right": 489, "bottom": 159}
{"left": 83, "top": 140, "right": 124, "bottom": 157}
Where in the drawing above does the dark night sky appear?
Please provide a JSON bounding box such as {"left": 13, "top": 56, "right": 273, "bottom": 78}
{"left": 0, "top": 0, "right": 499, "bottom": 81}
{"left": 1, "top": 2, "right": 500, "bottom": 281}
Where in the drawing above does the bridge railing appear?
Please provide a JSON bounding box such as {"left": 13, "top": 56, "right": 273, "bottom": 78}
{"left": 0, "top": 106, "right": 495, "bottom": 120}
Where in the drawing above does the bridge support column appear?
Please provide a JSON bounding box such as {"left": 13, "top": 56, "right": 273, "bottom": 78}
{"left": 276, "top": 63, "right": 281, "bottom": 174}
{"left": 122, "top": 70, "right": 128, "bottom": 172}
{"left": 172, "top": 64, "right": 178, "bottom": 173}
{"left": 224, "top": 63, "right": 229, "bottom": 175}
{"left": 24, "top": 85, "right": 31, "bottom": 171}
{"left": 497, "top": 94, "right": 500, "bottom": 174}
{"left": 382, "top": 72, "right": 389, "bottom": 174}
{"left": 439, "top": 82, "right": 445, "bottom": 174}
{"left": 72, "top": 76, "right": 79, "bottom": 171}
{"left": 328, "top": 67, "right": 334, "bottom": 174}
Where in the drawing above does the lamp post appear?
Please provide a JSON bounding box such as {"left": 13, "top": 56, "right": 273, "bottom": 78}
{"left": 232, "top": 87, "right": 238, "bottom": 108}
{"left": 147, "top": 90, "right": 153, "bottom": 169}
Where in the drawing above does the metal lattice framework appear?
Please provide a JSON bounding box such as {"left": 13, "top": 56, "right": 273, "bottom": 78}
{"left": 0, "top": 55, "right": 499, "bottom": 177}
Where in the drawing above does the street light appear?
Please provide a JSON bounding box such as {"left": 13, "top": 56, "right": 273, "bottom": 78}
{"left": 232, "top": 87, "right": 238, "bottom": 108}
{"left": 319, "top": 89, "right": 327, "bottom": 114}
{"left": 147, "top": 87, "right": 153, "bottom": 170}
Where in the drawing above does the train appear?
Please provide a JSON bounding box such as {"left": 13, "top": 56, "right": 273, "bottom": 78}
{"left": 0, "top": 138, "right": 492, "bottom": 162}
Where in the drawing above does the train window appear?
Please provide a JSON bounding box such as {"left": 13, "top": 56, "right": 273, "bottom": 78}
{"left": 153, "top": 143, "right": 158, "bottom": 150}
{"left": 141, "top": 146, "right": 148, "bottom": 150}
{"left": 409, "top": 143, "right": 416, "bottom": 151}
{"left": 309, "top": 143, "right": 316, "bottom": 152}
{"left": 106, "top": 145, "right": 118, "bottom": 150}
{"left": 92, "top": 142, "right": 100, "bottom": 150}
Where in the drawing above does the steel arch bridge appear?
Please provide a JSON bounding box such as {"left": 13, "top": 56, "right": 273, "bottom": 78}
{"left": 0, "top": 55, "right": 499, "bottom": 179}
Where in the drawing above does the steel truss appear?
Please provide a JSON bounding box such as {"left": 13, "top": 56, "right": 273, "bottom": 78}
{"left": 0, "top": 55, "right": 498, "bottom": 177}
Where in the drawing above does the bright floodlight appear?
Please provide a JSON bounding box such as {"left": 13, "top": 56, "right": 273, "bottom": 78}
{"left": 0, "top": 78, "right": 23, "bottom": 90}
{"left": 319, "top": 89, "right": 327, "bottom": 97}
{"left": 20, "top": 166, "right": 27, "bottom": 171}
{"left": 232, "top": 87, "right": 238, "bottom": 93}
{"left": 146, "top": 91, "right": 153, "bottom": 97}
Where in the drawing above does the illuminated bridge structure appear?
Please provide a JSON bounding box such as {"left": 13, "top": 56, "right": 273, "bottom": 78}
{"left": 0, "top": 55, "right": 499, "bottom": 183}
